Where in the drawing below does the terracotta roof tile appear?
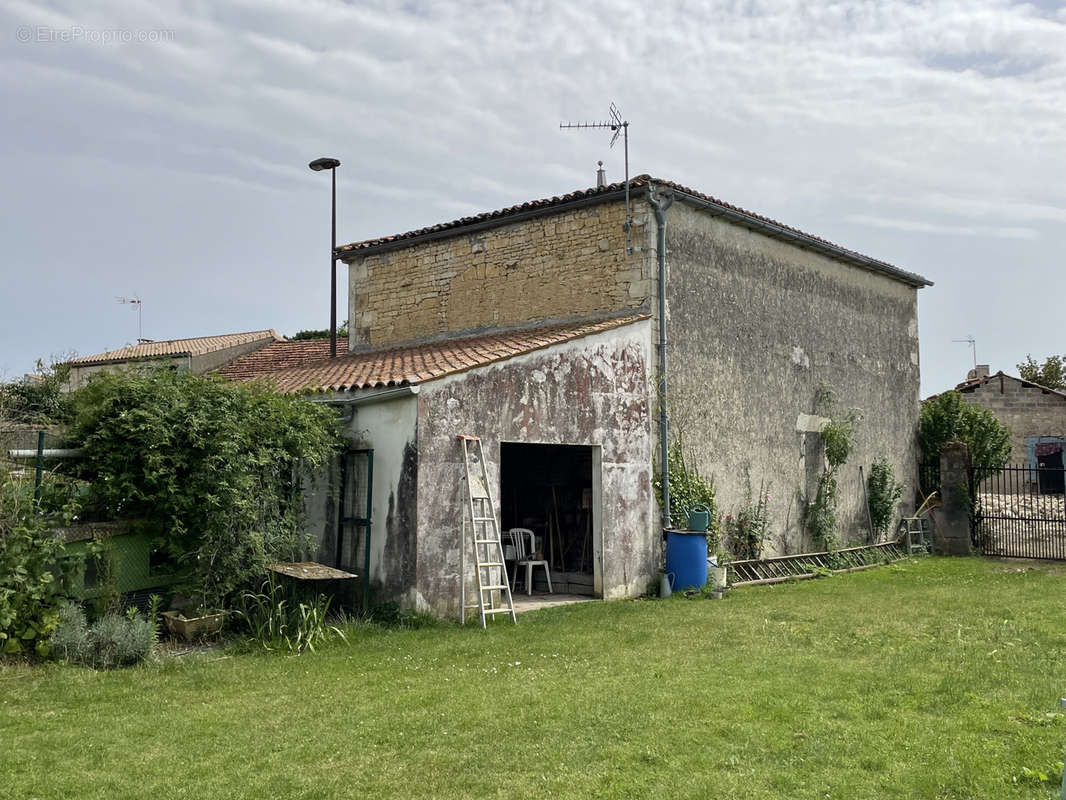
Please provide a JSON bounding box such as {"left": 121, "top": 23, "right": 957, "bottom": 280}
{"left": 70, "top": 330, "right": 283, "bottom": 366}
{"left": 218, "top": 317, "right": 648, "bottom": 394}
{"left": 215, "top": 337, "right": 348, "bottom": 380}
{"left": 337, "top": 175, "right": 931, "bottom": 287}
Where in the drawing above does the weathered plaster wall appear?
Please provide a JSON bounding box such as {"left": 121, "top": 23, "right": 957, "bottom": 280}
{"left": 663, "top": 203, "right": 921, "bottom": 552}
{"left": 302, "top": 392, "right": 419, "bottom": 605}
{"left": 413, "top": 321, "right": 655, "bottom": 618}
{"left": 67, "top": 355, "right": 190, "bottom": 391}
{"left": 344, "top": 200, "right": 650, "bottom": 348}
{"left": 959, "top": 376, "right": 1066, "bottom": 464}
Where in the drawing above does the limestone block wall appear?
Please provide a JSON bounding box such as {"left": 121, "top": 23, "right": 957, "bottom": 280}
{"left": 958, "top": 376, "right": 1066, "bottom": 463}
{"left": 344, "top": 200, "right": 649, "bottom": 347}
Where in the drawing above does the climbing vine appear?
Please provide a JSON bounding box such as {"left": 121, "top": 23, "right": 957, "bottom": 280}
{"left": 803, "top": 383, "right": 861, "bottom": 551}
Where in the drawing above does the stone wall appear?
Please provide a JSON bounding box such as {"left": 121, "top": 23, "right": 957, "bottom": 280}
{"left": 344, "top": 200, "right": 649, "bottom": 347}
{"left": 663, "top": 202, "right": 921, "bottom": 553}
{"left": 958, "top": 375, "right": 1066, "bottom": 463}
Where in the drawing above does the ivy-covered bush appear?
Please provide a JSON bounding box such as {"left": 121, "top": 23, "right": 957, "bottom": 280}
{"left": 70, "top": 369, "right": 342, "bottom": 610}
{"left": 867, "top": 457, "right": 904, "bottom": 541}
{"left": 654, "top": 439, "right": 720, "bottom": 547}
{"left": 0, "top": 469, "right": 83, "bottom": 658}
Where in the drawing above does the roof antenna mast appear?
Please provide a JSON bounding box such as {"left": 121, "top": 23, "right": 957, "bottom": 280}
{"left": 952, "top": 335, "right": 977, "bottom": 370}
{"left": 116, "top": 295, "right": 144, "bottom": 340}
{"left": 560, "top": 102, "right": 632, "bottom": 253}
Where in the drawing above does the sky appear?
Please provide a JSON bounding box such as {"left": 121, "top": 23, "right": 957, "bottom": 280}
{"left": 1, "top": 0, "right": 1063, "bottom": 397}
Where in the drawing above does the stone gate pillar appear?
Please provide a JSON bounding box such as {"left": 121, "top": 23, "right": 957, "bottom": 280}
{"left": 936, "top": 440, "right": 973, "bottom": 556}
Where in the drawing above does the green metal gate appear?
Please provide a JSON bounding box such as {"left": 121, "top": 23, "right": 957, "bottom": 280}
{"left": 336, "top": 448, "right": 373, "bottom": 611}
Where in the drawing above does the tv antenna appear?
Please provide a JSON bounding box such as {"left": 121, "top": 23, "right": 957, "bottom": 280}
{"left": 560, "top": 102, "right": 632, "bottom": 253}
{"left": 952, "top": 335, "right": 977, "bottom": 370}
{"left": 116, "top": 295, "right": 143, "bottom": 340}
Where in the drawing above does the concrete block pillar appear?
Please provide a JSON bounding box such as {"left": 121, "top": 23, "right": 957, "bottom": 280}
{"left": 936, "top": 440, "right": 973, "bottom": 556}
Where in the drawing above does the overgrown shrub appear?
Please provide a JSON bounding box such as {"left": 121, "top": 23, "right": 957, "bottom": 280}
{"left": 51, "top": 600, "right": 159, "bottom": 669}
{"left": 0, "top": 468, "right": 83, "bottom": 658}
{"left": 867, "top": 458, "right": 904, "bottom": 541}
{"left": 653, "top": 439, "right": 719, "bottom": 547}
{"left": 235, "top": 576, "right": 346, "bottom": 654}
{"left": 723, "top": 483, "right": 772, "bottom": 560}
{"left": 70, "top": 369, "right": 342, "bottom": 609}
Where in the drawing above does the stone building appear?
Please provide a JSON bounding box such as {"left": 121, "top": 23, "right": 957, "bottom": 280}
{"left": 225, "top": 175, "right": 931, "bottom": 617}
{"left": 955, "top": 365, "right": 1066, "bottom": 477}
{"left": 66, "top": 330, "right": 282, "bottom": 390}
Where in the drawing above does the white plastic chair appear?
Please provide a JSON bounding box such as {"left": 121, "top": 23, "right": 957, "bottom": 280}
{"left": 507, "top": 528, "right": 552, "bottom": 595}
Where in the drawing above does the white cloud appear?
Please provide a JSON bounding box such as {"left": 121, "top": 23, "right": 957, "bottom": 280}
{"left": 0, "top": 0, "right": 1063, "bottom": 395}
{"left": 846, "top": 213, "right": 1039, "bottom": 240}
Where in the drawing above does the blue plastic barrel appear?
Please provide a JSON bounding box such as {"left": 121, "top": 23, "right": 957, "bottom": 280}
{"left": 665, "top": 530, "right": 708, "bottom": 591}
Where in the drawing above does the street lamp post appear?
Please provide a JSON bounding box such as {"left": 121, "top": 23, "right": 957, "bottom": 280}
{"left": 309, "top": 157, "right": 341, "bottom": 358}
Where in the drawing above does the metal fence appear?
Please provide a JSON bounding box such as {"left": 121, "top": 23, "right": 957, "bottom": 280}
{"left": 972, "top": 464, "right": 1066, "bottom": 560}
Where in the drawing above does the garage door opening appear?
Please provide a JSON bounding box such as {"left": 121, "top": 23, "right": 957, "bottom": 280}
{"left": 500, "top": 442, "right": 601, "bottom": 597}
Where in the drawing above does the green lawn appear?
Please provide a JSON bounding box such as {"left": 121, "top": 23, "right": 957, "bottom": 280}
{"left": 3, "top": 557, "right": 1066, "bottom": 799}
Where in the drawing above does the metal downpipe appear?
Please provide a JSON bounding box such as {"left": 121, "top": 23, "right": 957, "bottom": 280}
{"left": 647, "top": 187, "right": 674, "bottom": 529}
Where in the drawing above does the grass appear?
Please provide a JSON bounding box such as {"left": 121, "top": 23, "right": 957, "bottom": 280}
{"left": 2, "top": 557, "right": 1066, "bottom": 799}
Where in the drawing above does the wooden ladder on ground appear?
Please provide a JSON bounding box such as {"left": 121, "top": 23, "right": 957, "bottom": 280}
{"left": 458, "top": 435, "right": 516, "bottom": 627}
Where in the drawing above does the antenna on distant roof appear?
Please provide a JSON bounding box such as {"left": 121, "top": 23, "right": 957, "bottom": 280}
{"left": 561, "top": 102, "right": 632, "bottom": 254}
{"left": 116, "top": 295, "right": 143, "bottom": 340}
{"left": 952, "top": 335, "right": 977, "bottom": 370}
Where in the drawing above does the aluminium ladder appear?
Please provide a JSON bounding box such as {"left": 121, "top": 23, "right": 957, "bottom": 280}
{"left": 458, "top": 435, "right": 517, "bottom": 627}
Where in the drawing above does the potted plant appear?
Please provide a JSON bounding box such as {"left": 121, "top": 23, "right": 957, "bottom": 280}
{"left": 161, "top": 574, "right": 226, "bottom": 641}
{"left": 161, "top": 607, "right": 226, "bottom": 641}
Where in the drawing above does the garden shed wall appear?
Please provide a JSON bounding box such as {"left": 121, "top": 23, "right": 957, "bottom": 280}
{"left": 412, "top": 320, "right": 655, "bottom": 617}
{"left": 302, "top": 392, "right": 419, "bottom": 604}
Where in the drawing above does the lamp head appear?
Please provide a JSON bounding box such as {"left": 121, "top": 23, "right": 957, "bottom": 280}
{"left": 308, "top": 157, "right": 341, "bottom": 171}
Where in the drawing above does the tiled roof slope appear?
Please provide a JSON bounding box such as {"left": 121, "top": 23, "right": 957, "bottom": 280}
{"left": 217, "top": 337, "right": 350, "bottom": 381}
{"left": 337, "top": 175, "right": 931, "bottom": 288}
{"left": 219, "top": 317, "right": 648, "bottom": 394}
{"left": 71, "top": 330, "right": 283, "bottom": 366}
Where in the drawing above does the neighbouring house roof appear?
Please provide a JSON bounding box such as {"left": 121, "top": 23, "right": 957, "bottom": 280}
{"left": 953, "top": 370, "right": 1066, "bottom": 402}
{"left": 69, "top": 330, "right": 284, "bottom": 367}
{"left": 218, "top": 316, "right": 648, "bottom": 394}
{"left": 336, "top": 175, "right": 932, "bottom": 288}
{"left": 216, "top": 336, "right": 350, "bottom": 380}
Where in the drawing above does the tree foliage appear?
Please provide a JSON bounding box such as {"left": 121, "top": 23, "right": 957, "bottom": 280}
{"left": 1017, "top": 354, "right": 1065, "bottom": 390}
{"left": 919, "top": 391, "right": 1012, "bottom": 478}
{"left": 70, "top": 369, "right": 342, "bottom": 609}
{"left": 0, "top": 468, "right": 84, "bottom": 657}
{"left": 0, "top": 361, "right": 73, "bottom": 425}
{"left": 289, "top": 320, "right": 349, "bottom": 341}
